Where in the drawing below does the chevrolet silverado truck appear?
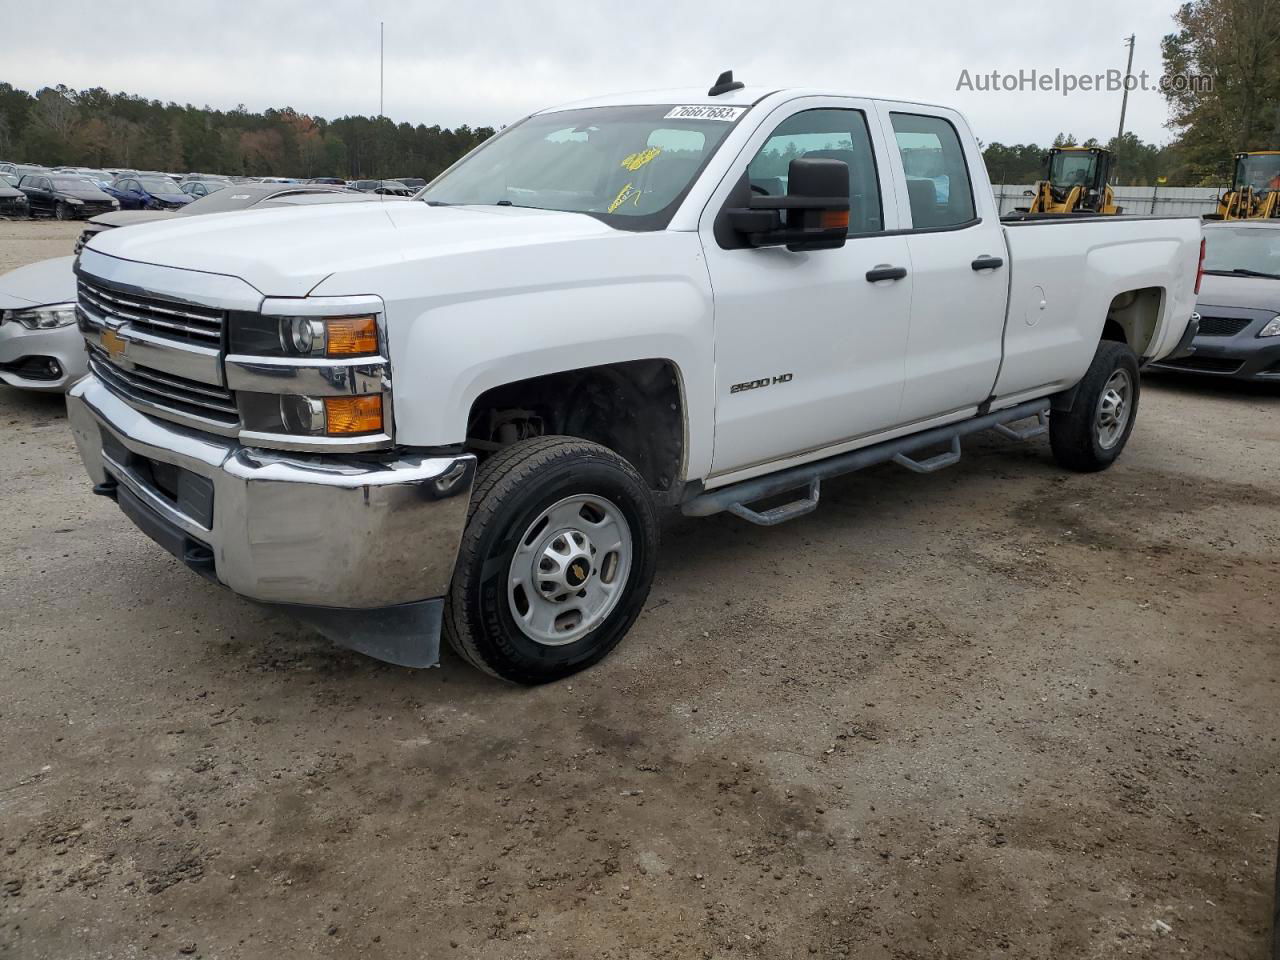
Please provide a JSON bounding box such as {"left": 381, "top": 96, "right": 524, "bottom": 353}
{"left": 66, "top": 74, "right": 1204, "bottom": 684}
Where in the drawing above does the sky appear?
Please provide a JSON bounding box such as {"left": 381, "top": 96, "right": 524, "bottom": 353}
{"left": 3, "top": 0, "right": 1186, "bottom": 147}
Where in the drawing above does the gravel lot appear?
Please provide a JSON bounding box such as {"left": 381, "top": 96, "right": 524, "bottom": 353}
{"left": 1, "top": 219, "right": 1277, "bottom": 959}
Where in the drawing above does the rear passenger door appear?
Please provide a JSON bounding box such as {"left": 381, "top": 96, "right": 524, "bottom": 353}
{"left": 876, "top": 106, "right": 1009, "bottom": 423}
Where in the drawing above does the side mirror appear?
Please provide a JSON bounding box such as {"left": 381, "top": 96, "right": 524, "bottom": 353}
{"left": 727, "top": 157, "right": 851, "bottom": 251}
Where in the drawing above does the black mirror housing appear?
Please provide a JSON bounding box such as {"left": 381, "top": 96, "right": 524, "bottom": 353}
{"left": 725, "top": 157, "right": 851, "bottom": 251}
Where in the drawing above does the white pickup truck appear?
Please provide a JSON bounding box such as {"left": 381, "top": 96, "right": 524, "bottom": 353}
{"left": 66, "top": 75, "right": 1203, "bottom": 683}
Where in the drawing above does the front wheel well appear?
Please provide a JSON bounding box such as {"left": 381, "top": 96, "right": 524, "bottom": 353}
{"left": 465, "top": 359, "right": 685, "bottom": 499}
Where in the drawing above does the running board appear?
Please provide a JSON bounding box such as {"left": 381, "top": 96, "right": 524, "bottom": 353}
{"left": 682, "top": 399, "right": 1051, "bottom": 525}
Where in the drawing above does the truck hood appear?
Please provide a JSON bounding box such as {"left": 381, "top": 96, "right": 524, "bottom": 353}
{"left": 83, "top": 201, "right": 617, "bottom": 296}
{"left": 0, "top": 256, "right": 77, "bottom": 310}
{"left": 1196, "top": 272, "right": 1280, "bottom": 313}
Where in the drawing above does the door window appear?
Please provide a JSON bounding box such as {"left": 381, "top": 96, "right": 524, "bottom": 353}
{"left": 747, "top": 109, "right": 883, "bottom": 234}
{"left": 889, "top": 113, "right": 976, "bottom": 229}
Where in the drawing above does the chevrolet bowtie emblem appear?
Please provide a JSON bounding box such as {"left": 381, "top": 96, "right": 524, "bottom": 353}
{"left": 101, "top": 328, "right": 127, "bottom": 360}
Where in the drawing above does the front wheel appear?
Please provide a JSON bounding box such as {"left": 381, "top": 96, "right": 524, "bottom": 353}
{"left": 1050, "top": 340, "right": 1141, "bottom": 472}
{"left": 444, "top": 436, "right": 659, "bottom": 684}
{"left": 53, "top": 202, "right": 68, "bottom": 221}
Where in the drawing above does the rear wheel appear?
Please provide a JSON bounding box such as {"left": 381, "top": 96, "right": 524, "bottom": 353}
{"left": 444, "top": 436, "right": 659, "bottom": 684}
{"left": 1050, "top": 340, "right": 1141, "bottom": 472}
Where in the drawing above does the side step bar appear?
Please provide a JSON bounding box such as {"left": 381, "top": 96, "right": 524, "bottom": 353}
{"left": 682, "top": 399, "right": 1051, "bottom": 525}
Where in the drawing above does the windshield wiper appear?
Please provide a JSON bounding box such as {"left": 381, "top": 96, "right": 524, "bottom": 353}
{"left": 1204, "top": 267, "right": 1280, "bottom": 280}
{"left": 422, "top": 199, "right": 452, "bottom": 206}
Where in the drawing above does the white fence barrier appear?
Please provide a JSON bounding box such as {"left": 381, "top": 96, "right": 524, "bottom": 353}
{"left": 992, "top": 184, "right": 1222, "bottom": 217}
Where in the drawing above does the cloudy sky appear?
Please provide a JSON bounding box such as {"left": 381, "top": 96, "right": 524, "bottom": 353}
{"left": 7, "top": 0, "right": 1185, "bottom": 146}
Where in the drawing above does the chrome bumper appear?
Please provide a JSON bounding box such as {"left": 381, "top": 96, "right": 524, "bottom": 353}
{"left": 67, "top": 375, "right": 476, "bottom": 663}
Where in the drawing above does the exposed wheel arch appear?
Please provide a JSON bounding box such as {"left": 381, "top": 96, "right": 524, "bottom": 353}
{"left": 465, "top": 359, "right": 687, "bottom": 500}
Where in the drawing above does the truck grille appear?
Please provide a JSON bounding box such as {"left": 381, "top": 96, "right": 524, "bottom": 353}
{"left": 87, "top": 345, "right": 240, "bottom": 428}
{"left": 1196, "top": 315, "right": 1251, "bottom": 337}
{"left": 78, "top": 276, "right": 225, "bottom": 346}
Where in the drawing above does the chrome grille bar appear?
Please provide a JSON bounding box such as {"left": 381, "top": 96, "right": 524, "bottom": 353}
{"left": 88, "top": 346, "right": 240, "bottom": 431}
{"left": 78, "top": 277, "right": 225, "bottom": 344}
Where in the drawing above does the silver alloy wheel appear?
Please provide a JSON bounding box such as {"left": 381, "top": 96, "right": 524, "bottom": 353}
{"left": 507, "top": 494, "right": 633, "bottom": 646}
{"left": 1095, "top": 368, "right": 1133, "bottom": 449}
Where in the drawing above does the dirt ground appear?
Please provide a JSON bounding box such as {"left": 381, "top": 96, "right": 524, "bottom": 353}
{"left": 1, "top": 219, "right": 1277, "bottom": 959}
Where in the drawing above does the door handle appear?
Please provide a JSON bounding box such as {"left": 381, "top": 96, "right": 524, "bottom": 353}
{"left": 865, "top": 265, "right": 908, "bottom": 283}
{"left": 971, "top": 255, "right": 1004, "bottom": 271}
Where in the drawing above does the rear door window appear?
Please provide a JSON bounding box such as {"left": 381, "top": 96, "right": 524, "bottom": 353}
{"left": 889, "top": 113, "right": 976, "bottom": 229}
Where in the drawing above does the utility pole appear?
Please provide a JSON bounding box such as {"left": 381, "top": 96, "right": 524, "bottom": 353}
{"left": 1117, "top": 34, "right": 1135, "bottom": 142}
{"left": 379, "top": 22, "right": 385, "bottom": 118}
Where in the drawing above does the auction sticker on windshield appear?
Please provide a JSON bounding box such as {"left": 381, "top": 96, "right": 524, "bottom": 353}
{"left": 663, "top": 105, "right": 746, "bottom": 122}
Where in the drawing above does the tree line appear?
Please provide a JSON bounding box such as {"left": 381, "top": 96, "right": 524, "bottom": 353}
{"left": 0, "top": 83, "right": 495, "bottom": 179}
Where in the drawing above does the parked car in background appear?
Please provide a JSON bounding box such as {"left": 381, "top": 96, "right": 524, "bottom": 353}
{"left": 105, "top": 175, "right": 193, "bottom": 210}
{"left": 396, "top": 177, "right": 426, "bottom": 190}
{"left": 5, "top": 163, "right": 47, "bottom": 181}
{"left": 350, "top": 178, "right": 414, "bottom": 196}
{"left": 0, "top": 174, "right": 30, "bottom": 218}
{"left": 307, "top": 177, "right": 346, "bottom": 185}
{"left": 180, "top": 179, "right": 229, "bottom": 199}
{"left": 75, "top": 182, "right": 397, "bottom": 253}
{"left": 0, "top": 256, "right": 84, "bottom": 392}
{"left": 18, "top": 173, "right": 118, "bottom": 219}
{"left": 1152, "top": 220, "right": 1280, "bottom": 382}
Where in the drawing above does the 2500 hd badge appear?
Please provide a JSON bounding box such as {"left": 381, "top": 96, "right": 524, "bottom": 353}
{"left": 730, "top": 373, "right": 794, "bottom": 394}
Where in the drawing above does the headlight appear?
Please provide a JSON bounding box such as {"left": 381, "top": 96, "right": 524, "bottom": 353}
{"left": 3, "top": 303, "right": 78, "bottom": 329}
{"left": 1259, "top": 315, "right": 1280, "bottom": 338}
{"left": 233, "top": 313, "right": 380, "bottom": 358}
{"left": 65, "top": 197, "right": 83, "bottom": 205}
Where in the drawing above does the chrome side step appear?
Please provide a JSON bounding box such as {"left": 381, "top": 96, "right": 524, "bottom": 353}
{"left": 683, "top": 398, "right": 1051, "bottom": 526}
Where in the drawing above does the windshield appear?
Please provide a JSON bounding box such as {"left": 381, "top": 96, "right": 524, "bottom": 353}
{"left": 1, "top": 174, "right": 17, "bottom": 187}
{"left": 138, "top": 177, "right": 181, "bottom": 193}
{"left": 1235, "top": 154, "right": 1280, "bottom": 191}
{"left": 178, "top": 187, "right": 268, "bottom": 214}
{"left": 1203, "top": 225, "right": 1280, "bottom": 276}
{"left": 1049, "top": 151, "right": 1096, "bottom": 187}
{"left": 52, "top": 176, "right": 97, "bottom": 191}
{"left": 419, "top": 104, "right": 746, "bottom": 230}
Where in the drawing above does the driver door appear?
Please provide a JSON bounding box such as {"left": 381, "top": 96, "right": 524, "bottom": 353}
{"left": 699, "top": 100, "right": 912, "bottom": 480}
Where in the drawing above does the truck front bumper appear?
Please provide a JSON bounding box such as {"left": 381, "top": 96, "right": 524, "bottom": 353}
{"left": 66, "top": 375, "right": 476, "bottom": 667}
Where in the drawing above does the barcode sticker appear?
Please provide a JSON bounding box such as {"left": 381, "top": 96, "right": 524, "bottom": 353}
{"left": 663, "top": 105, "right": 747, "bottom": 122}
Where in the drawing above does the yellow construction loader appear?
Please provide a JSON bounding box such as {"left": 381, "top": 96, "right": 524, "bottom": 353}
{"left": 1212, "top": 151, "right": 1280, "bottom": 220}
{"left": 1023, "top": 146, "right": 1121, "bottom": 215}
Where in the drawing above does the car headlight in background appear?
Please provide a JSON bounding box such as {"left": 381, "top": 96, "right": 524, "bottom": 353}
{"left": 65, "top": 197, "right": 83, "bottom": 206}
{"left": 2, "top": 303, "right": 78, "bottom": 329}
{"left": 1258, "top": 315, "right": 1280, "bottom": 338}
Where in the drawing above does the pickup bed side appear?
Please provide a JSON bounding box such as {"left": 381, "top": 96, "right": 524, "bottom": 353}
{"left": 995, "top": 216, "right": 1201, "bottom": 402}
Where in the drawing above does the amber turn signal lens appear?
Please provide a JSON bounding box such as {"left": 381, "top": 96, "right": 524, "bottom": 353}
{"left": 818, "top": 210, "right": 850, "bottom": 230}
{"left": 325, "top": 314, "right": 379, "bottom": 356}
{"left": 323, "top": 395, "right": 383, "bottom": 435}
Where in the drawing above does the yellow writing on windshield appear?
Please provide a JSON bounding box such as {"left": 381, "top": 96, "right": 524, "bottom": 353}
{"left": 608, "top": 182, "right": 638, "bottom": 213}
{"left": 621, "top": 147, "right": 662, "bottom": 171}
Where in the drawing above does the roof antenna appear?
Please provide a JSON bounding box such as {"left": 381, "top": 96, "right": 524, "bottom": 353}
{"left": 708, "top": 70, "right": 745, "bottom": 97}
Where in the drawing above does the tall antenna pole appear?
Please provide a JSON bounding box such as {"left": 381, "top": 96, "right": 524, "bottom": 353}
{"left": 1117, "top": 34, "right": 1135, "bottom": 141}
{"left": 379, "top": 21, "right": 384, "bottom": 118}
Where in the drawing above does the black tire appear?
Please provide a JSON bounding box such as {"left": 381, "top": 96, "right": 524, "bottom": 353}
{"left": 1050, "top": 340, "right": 1141, "bottom": 472}
{"left": 54, "top": 202, "right": 68, "bottom": 221}
{"left": 443, "top": 436, "right": 659, "bottom": 684}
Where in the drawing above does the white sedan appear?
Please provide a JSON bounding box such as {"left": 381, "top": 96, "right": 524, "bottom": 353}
{"left": 0, "top": 256, "right": 83, "bottom": 392}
